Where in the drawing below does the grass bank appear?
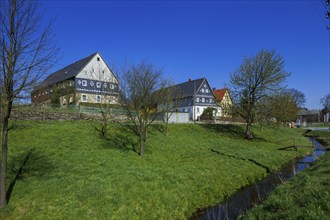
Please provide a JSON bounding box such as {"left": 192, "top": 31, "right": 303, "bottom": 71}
{"left": 241, "top": 129, "right": 330, "bottom": 219}
{"left": 0, "top": 121, "right": 311, "bottom": 219}
{"left": 304, "top": 129, "right": 330, "bottom": 146}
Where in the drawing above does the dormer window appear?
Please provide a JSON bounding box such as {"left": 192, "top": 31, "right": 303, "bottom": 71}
{"left": 97, "top": 57, "right": 100, "bottom": 61}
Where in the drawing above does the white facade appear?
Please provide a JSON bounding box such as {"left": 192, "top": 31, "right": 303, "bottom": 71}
{"left": 177, "top": 106, "right": 221, "bottom": 120}
{"left": 76, "top": 53, "right": 118, "bottom": 83}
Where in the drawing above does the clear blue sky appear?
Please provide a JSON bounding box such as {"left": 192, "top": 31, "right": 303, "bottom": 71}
{"left": 42, "top": 0, "right": 330, "bottom": 109}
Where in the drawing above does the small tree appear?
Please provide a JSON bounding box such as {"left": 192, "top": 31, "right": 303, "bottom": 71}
{"left": 230, "top": 49, "right": 290, "bottom": 139}
{"left": 119, "top": 61, "right": 168, "bottom": 156}
{"left": 91, "top": 64, "right": 119, "bottom": 140}
{"left": 0, "top": 0, "right": 58, "bottom": 207}
{"left": 321, "top": 93, "right": 330, "bottom": 110}
{"left": 156, "top": 81, "right": 182, "bottom": 136}
{"left": 256, "top": 90, "right": 301, "bottom": 127}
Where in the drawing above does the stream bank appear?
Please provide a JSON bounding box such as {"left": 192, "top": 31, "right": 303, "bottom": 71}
{"left": 190, "top": 138, "right": 327, "bottom": 220}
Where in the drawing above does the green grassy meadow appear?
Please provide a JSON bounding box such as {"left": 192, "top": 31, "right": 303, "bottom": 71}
{"left": 0, "top": 121, "right": 311, "bottom": 219}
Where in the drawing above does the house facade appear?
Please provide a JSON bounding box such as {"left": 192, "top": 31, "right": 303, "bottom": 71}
{"left": 213, "top": 88, "right": 233, "bottom": 117}
{"left": 169, "top": 78, "right": 221, "bottom": 120}
{"left": 31, "top": 52, "right": 119, "bottom": 106}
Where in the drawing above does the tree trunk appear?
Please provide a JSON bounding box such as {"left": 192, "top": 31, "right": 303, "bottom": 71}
{"left": 245, "top": 119, "right": 254, "bottom": 139}
{"left": 0, "top": 113, "right": 10, "bottom": 208}
{"left": 165, "top": 119, "right": 169, "bottom": 137}
{"left": 139, "top": 132, "right": 144, "bottom": 156}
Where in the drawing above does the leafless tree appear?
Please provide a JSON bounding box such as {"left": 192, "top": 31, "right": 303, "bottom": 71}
{"left": 230, "top": 49, "right": 289, "bottom": 139}
{"left": 119, "top": 61, "right": 168, "bottom": 156}
{"left": 90, "top": 64, "right": 119, "bottom": 140}
{"left": 0, "top": 0, "right": 59, "bottom": 208}
{"left": 156, "top": 80, "right": 182, "bottom": 136}
{"left": 321, "top": 93, "right": 330, "bottom": 110}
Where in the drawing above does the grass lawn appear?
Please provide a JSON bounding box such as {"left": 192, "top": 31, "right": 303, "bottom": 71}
{"left": 0, "top": 121, "right": 311, "bottom": 219}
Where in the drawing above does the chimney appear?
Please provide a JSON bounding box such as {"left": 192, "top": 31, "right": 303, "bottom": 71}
{"left": 212, "top": 87, "right": 216, "bottom": 91}
{"left": 188, "top": 78, "right": 191, "bottom": 82}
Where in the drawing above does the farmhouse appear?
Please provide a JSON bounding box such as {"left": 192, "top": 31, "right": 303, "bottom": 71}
{"left": 31, "top": 52, "right": 119, "bottom": 106}
{"left": 169, "top": 78, "right": 221, "bottom": 120}
{"left": 213, "top": 88, "right": 233, "bottom": 117}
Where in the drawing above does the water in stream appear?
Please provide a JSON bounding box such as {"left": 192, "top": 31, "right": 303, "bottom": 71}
{"left": 190, "top": 138, "right": 326, "bottom": 220}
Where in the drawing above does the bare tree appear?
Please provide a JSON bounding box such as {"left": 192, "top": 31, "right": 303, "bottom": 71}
{"left": 156, "top": 81, "right": 182, "bottom": 136}
{"left": 0, "top": 0, "right": 58, "bottom": 208}
{"left": 321, "top": 93, "right": 330, "bottom": 110}
{"left": 90, "top": 64, "right": 119, "bottom": 140}
{"left": 119, "top": 61, "right": 168, "bottom": 156}
{"left": 230, "top": 49, "right": 289, "bottom": 139}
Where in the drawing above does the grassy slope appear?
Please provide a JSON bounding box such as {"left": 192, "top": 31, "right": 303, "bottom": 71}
{"left": 0, "top": 121, "right": 311, "bottom": 219}
{"left": 241, "top": 152, "right": 330, "bottom": 220}
{"left": 241, "top": 130, "right": 330, "bottom": 219}
{"left": 304, "top": 129, "right": 330, "bottom": 146}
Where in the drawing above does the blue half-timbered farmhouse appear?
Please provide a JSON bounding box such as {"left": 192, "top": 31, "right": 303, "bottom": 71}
{"left": 170, "top": 78, "right": 221, "bottom": 120}
{"left": 31, "top": 52, "right": 119, "bottom": 106}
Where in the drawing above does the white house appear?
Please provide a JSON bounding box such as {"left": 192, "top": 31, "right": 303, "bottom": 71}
{"left": 168, "top": 78, "right": 221, "bottom": 120}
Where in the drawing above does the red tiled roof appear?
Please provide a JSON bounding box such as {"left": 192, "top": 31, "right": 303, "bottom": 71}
{"left": 213, "top": 88, "right": 227, "bottom": 101}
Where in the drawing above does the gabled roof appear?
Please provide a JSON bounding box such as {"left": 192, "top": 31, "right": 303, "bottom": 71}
{"left": 172, "top": 78, "right": 206, "bottom": 97}
{"left": 38, "top": 52, "right": 98, "bottom": 88}
{"left": 213, "top": 88, "right": 228, "bottom": 102}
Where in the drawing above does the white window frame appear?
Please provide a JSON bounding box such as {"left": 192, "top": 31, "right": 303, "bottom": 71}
{"left": 82, "top": 80, "right": 87, "bottom": 86}
{"left": 202, "top": 98, "right": 205, "bottom": 102}
{"left": 81, "top": 94, "right": 87, "bottom": 102}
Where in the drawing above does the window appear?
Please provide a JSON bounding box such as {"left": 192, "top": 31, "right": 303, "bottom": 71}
{"left": 197, "top": 107, "right": 200, "bottom": 113}
{"left": 96, "top": 82, "right": 101, "bottom": 88}
{"left": 210, "top": 99, "right": 213, "bottom": 103}
{"left": 96, "top": 95, "right": 101, "bottom": 103}
{"left": 82, "top": 80, "right": 87, "bottom": 86}
{"left": 69, "top": 96, "right": 73, "bottom": 103}
{"left": 196, "top": 97, "right": 200, "bottom": 102}
{"left": 183, "top": 108, "right": 185, "bottom": 112}
{"left": 110, "top": 84, "right": 115, "bottom": 90}
{"left": 206, "top": 89, "right": 209, "bottom": 93}
{"left": 97, "top": 57, "right": 100, "bottom": 61}
{"left": 201, "top": 88, "right": 205, "bottom": 93}
{"left": 202, "top": 98, "right": 205, "bottom": 102}
{"left": 81, "top": 94, "right": 87, "bottom": 102}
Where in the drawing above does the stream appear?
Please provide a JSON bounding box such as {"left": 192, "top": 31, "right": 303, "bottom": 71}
{"left": 189, "top": 138, "right": 327, "bottom": 220}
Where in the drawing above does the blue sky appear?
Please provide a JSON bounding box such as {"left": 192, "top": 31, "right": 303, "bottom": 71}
{"left": 42, "top": 0, "right": 329, "bottom": 109}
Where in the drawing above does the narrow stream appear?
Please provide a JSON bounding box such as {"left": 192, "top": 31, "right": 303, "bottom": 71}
{"left": 189, "top": 138, "right": 327, "bottom": 220}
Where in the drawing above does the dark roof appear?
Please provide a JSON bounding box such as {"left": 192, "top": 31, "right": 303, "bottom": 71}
{"left": 172, "top": 78, "right": 205, "bottom": 97}
{"left": 298, "top": 109, "right": 320, "bottom": 116}
{"left": 38, "top": 52, "right": 97, "bottom": 88}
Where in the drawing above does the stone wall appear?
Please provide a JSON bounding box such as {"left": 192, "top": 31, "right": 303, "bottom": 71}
{"left": 11, "top": 110, "right": 83, "bottom": 121}
{"left": 10, "top": 109, "right": 129, "bottom": 122}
